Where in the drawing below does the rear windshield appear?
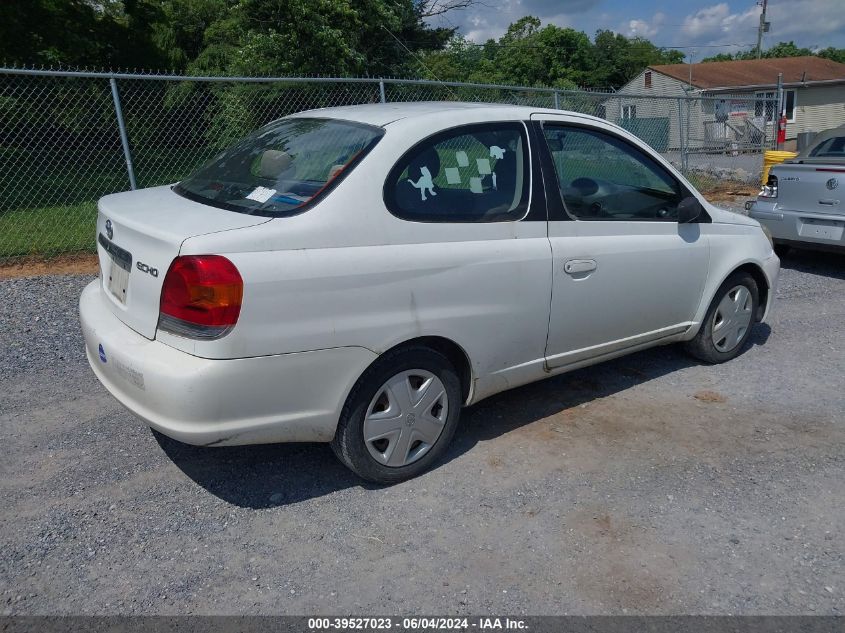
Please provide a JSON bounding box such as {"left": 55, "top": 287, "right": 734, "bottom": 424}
{"left": 809, "top": 135, "right": 845, "bottom": 158}
{"left": 175, "top": 118, "right": 383, "bottom": 216}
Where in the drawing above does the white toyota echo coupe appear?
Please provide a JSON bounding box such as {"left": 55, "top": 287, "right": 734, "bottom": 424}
{"left": 80, "top": 103, "right": 780, "bottom": 483}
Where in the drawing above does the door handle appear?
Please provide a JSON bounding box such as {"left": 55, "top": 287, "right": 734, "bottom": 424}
{"left": 564, "top": 259, "right": 597, "bottom": 274}
{"left": 818, "top": 199, "right": 839, "bottom": 206}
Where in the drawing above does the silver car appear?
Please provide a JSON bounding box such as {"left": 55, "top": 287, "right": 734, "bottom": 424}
{"left": 749, "top": 125, "right": 845, "bottom": 256}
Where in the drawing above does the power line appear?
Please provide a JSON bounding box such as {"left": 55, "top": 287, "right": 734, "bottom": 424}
{"left": 381, "top": 23, "right": 460, "bottom": 97}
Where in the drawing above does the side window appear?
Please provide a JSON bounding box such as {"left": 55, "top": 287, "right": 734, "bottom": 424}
{"left": 542, "top": 125, "right": 682, "bottom": 221}
{"left": 385, "top": 123, "right": 529, "bottom": 222}
{"left": 809, "top": 136, "right": 845, "bottom": 158}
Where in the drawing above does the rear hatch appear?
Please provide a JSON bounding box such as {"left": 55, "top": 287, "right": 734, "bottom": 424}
{"left": 774, "top": 161, "right": 845, "bottom": 216}
{"left": 96, "top": 185, "right": 269, "bottom": 339}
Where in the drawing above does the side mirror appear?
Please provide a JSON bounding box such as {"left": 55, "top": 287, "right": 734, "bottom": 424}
{"left": 677, "top": 196, "right": 702, "bottom": 224}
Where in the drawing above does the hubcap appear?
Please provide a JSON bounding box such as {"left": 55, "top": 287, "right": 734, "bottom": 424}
{"left": 711, "top": 285, "right": 753, "bottom": 353}
{"left": 363, "top": 369, "right": 449, "bottom": 468}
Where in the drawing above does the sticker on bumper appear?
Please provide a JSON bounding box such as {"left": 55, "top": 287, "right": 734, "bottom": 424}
{"left": 112, "top": 356, "right": 145, "bottom": 390}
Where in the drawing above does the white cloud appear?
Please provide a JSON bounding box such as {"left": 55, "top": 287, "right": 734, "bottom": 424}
{"left": 427, "top": 0, "right": 845, "bottom": 50}
{"left": 430, "top": 0, "right": 605, "bottom": 43}
{"left": 681, "top": 3, "right": 758, "bottom": 40}
{"left": 677, "top": 0, "right": 845, "bottom": 49}
{"left": 626, "top": 12, "right": 665, "bottom": 38}
{"left": 767, "top": 0, "right": 845, "bottom": 45}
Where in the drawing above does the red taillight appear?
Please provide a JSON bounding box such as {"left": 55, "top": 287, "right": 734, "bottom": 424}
{"left": 158, "top": 255, "right": 243, "bottom": 339}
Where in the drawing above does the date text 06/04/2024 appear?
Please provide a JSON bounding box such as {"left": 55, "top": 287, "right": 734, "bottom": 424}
{"left": 307, "top": 617, "right": 528, "bottom": 630}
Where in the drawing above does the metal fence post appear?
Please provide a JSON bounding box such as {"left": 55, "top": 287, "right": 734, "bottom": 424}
{"left": 685, "top": 98, "right": 692, "bottom": 173}
{"left": 379, "top": 80, "right": 386, "bottom": 104}
{"left": 553, "top": 91, "right": 560, "bottom": 110}
{"left": 109, "top": 77, "right": 137, "bottom": 190}
{"left": 775, "top": 72, "right": 784, "bottom": 150}
{"left": 677, "top": 97, "right": 687, "bottom": 173}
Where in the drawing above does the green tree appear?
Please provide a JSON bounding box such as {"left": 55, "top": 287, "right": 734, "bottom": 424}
{"left": 185, "top": 0, "right": 453, "bottom": 77}
{"left": 417, "top": 35, "right": 489, "bottom": 82}
{"left": 420, "top": 20, "right": 686, "bottom": 90}
{"left": 0, "top": 0, "right": 165, "bottom": 68}
{"left": 703, "top": 41, "right": 823, "bottom": 62}
{"left": 0, "top": 0, "right": 455, "bottom": 76}
{"left": 761, "top": 41, "right": 814, "bottom": 59}
{"left": 477, "top": 18, "right": 599, "bottom": 88}
{"left": 151, "top": 0, "right": 231, "bottom": 70}
{"left": 592, "top": 29, "right": 683, "bottom": 88}
{"left": 700, "top": 53, "right": 735, "bottom": 62}
{"left": 818, "top": 47, "right": 845, "bottom": 63}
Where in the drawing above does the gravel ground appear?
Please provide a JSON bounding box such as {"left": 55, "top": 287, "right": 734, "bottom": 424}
{"left": 1, "top": 248, "right": 843, "bottom": 616}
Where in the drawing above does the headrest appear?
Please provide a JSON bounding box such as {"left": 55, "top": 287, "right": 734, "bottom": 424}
{"left": 259, "top": 150, "right": 292, "bottom": 179}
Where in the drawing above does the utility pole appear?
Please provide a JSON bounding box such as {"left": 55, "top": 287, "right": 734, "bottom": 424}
{"left": 756, "top": 0, "right": 770, "bottom": 59}
{"left": 688, "top": 49, "right": 695, "bottom": 91}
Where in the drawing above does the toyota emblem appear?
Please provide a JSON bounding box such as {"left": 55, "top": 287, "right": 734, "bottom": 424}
{"left": 105, "top": 219, "right": 113, "bottom": 240}
{"left": 826, "top": 178, "right": 839, "bottom": 191}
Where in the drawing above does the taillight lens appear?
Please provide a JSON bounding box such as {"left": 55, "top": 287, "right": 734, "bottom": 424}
{"left": 158, "top": 255, "right": 243, "bottom": 339}
{"left": 759, "top": 174, "right": 778, "bottom": 199}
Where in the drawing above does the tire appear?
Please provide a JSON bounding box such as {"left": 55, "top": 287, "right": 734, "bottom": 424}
{"left": 331, "top": 346, "right": 462, "bottom": 484}
{"left": 773, "top": 243, "right": 791, "bottom": 258}
{"left": 684, "top": 271, "right": 759, "bottom": 364}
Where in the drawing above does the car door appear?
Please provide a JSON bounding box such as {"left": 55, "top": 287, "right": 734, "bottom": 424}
{"left": 531, "top": 114, "right": 710, "bottom": 368}
{"left": 378, "top": 119, "right": 554, "bottom": 401}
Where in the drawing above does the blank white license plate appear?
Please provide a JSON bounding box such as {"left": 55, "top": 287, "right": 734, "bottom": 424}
{"left": 799, "top": 218, "right": 844, "bottom": 241}
{"left": 107, "top": 258, "right": 130, "bottom": 303}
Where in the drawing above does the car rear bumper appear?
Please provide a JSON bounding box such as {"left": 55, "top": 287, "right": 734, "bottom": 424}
{"left": 750, "top": 200, "right": 845, "bottom": 249}
{"left": 79, "top": 280, "right": 377, "bottom": 446}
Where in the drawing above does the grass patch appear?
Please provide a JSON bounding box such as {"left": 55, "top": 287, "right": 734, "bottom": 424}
{"left": 0, "top": 147, "right": 214, "bottom": 261}
{"left": 685, "top": 172, "right": 721, "bottom": 193}
{"left": 0, "top": 202, "right": 97, "bottom": 259}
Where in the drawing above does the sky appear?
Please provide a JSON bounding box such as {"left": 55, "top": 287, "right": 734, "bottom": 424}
{"left": 427, "top": 0, "right": 845, "bottom": 58}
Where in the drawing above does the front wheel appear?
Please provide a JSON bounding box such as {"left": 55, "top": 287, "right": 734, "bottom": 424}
{"left": 331, "top": 346, "right": 462, "bottom": 483}
{"left": 684, "top": 272, "right": 759, "bottom": 364}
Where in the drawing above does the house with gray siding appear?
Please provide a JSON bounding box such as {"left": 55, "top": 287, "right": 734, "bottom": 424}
{"left": 612, "top": 56, "right": 845, "bottom": 152}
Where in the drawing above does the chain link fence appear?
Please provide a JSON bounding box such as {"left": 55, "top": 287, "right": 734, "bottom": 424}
{"left": 0, "top": 68, "right": 779, "bottom": 262}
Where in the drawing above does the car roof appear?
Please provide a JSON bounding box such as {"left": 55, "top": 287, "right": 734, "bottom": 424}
{"left": 287, "top": 101, "right": 601, "bottom": 127}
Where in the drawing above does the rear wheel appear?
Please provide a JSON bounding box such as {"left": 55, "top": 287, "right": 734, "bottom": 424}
{"left": 331, "top": 346, "right": 462, "bottom": 483}
{"left": 684, "top": 272, "right": 759, "bottom": 364}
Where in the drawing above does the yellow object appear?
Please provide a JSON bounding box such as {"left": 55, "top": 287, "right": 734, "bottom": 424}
{"left": 762, "top": 150, "right": 798, "bottom": 184}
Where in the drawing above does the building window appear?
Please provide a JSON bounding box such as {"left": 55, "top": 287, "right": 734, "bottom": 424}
{"left": 755, "top": 91, "right": 775, "bottom": 120}
{"left": 622, "top": 104, "right": 637, "bottom": 119}
{"left": 784, "top": 90, "right": 796, "bottom": 122}
{"left": 644, "top": 71, "right": 652, "bottom": 89}
{"left": 755, "top": 90, "right": 796, "bottom": 122}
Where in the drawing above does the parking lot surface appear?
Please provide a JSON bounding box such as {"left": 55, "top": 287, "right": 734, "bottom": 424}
{"left": 1, "top": 249, "right": 843, "bottom": 615}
